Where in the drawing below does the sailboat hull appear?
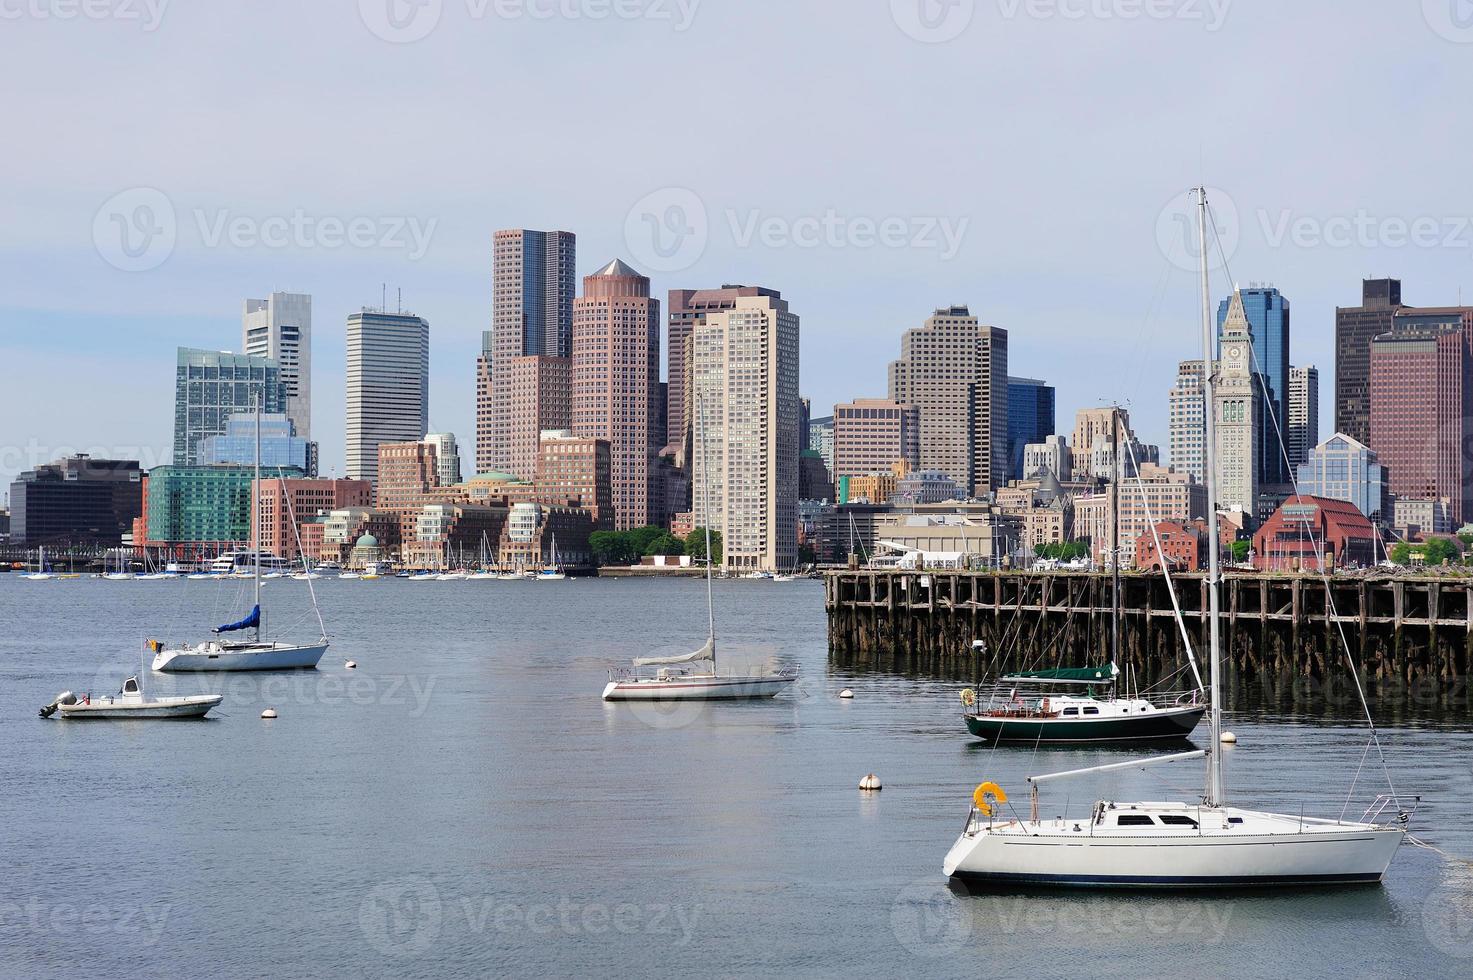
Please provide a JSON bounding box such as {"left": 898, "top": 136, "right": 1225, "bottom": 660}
{"left": 152, "top": 641, "right": 329, "bottom": 672}
{"left": 965, "top": 705, "right": 1205, "bottom": 743}
{"left": 57, "top": 695, "right": 223, "bottom": 719}
{"left": 602, "top": 675, "right": 795, "bottom": 700}
{"left": 944, "top": 812, "right": 1405, "bottom": 888}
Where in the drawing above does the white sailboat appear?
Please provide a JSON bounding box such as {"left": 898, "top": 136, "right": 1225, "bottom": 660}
{"left": 22, "top": 546, "right": 54, "bottom": 580}
{"left": 603, "top": 396, "right": 796, "bottom": 701}
{"left": 150, "top": 396, "right": 329, "bottom": 673}
{"left": 537, "top": 532, "right": 566, "bottom": 580}
{"left": 943, "top": 188, "right": 1411, "bottom": 888}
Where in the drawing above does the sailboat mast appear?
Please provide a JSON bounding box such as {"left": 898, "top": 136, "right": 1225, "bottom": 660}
{"left": 253, "top": 391, "right": 262, "bottom": 641}
{"left": 1109, "top": 407, "right": 1121, "bottom": 671}
{"left": 1196, "top": 186, "right": 1225, "bottom": 806}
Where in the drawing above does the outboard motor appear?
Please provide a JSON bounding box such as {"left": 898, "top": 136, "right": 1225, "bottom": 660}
{"left": 39, "top": 691, "right": 77, "bottom": 719}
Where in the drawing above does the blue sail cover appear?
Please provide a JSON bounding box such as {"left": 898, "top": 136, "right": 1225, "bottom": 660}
{"left": 214, "top": 605, "right": 260, "bottom": 634}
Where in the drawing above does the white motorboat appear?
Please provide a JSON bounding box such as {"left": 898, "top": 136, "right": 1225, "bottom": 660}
{"left": 338, "top": 572, "right": 361, "bottom": 580}
{"left": 40, "top": 676, "right": 222, "bottom": 720}
{"left": 150, "top": 396, "right": 331, "bottom": 673}
{"left": 603, "top": 398, "right": 796, "bottom": 703}
{"left": 942, "top": 189, "right": 1411, "bottom": 890}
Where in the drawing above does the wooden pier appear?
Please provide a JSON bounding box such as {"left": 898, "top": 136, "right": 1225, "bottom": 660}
{"left": 825, "top": 570, "right": 1473, "bottom": 718}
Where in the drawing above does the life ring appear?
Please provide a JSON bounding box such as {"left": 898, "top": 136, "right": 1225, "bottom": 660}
{"left": 959, "top": 688, "right": 976, "bottom": 707}
{"left": 972, "top": 781, "right": 1008, "bottom": 816}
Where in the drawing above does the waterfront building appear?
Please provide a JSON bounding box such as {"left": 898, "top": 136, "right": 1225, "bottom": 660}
{"left": 1369, "top": 309, "right": 1473, "bottom": 524}
{"left": 1218, "top": 285, "right": 1290, "bottom": 482}
{"left": 889, "top": 306, "right": 1008, "bottom": 496}
{"left": 375, "top": 440, "right": 461, "bottom": 551}
{"left": 255, "top": 478, "right": 372, "bottom": 560}
{"left": 1252, "top": 495, "right": 1377, "bottom": 572}
{"left": 9, "top": 456, "right": 141, "bottom": 546}
{"left": 995, "top": 477, "right": 1072, "bottom": 557}
{"left": 409, "top": 503, "right": 510, "bottom": 568}
{"left": 144, "top": 464, "right": 300, "bottom": 548}
{"left": 840, "top": 469, "right": 899, "bottom": 506}
{"left": 1006, "top": 377, "right": 1055, "bottom": 482}
{"left": 871, "top": 510, "right": 1014, "bottom": 568}
{"left": 464, "top": 470, "right": 538, "bottom": 508}
{"left": 832, "top": 399, "right": 920, "bottom": 493}
{"left": 507, "top": 355, "right": 571, "bottom": 484}
{"left": 667, "top": 285, "right": 782, "bottom": 450}
{"left": 345, "top": 308, "right": 430, "bottom": 487}
{"left": 1336, "top": 279, "right": 1407, "bottom": 445}
{"left": 1022, "top": 434, "right": 1071, "bottom": 482}
{"left": 242, "top": 291, "right": 312, "bottom": 440}
{"left": 1214, "top": 291, "right": 1265, "bottom": 514}
{"left": 480, "top": 229, "right": 577, "bottom": 474}
{"left": 811, "top": 502, "right": 893, "bottom": 562}
{"left": 572, "top": 259, "right": 661, "bottom": 530}
{"left": 1168, "top": 360, "right": 1207, "bottom": 482}
{"left": 808, "top": 415, "right": 835, "bottom": 474}
{"left": 498, "top": 501, "right": 594, "bottom": 569}
{"left": 1287, "top": 365, "right": 1319, "bottom": 473}
{"left": 536, "top": 429, "right": 613, "bottom": 529}
{"left": 173, "top": 348, "right": 285, "bottom": 467}
{"left": 422, "top": 433, "right": 463, "bottom": 487}
{"left": 1071, "top": 464, "right": 1206, "bottom": 568}
{"left": 1392, "top": 498, "right": 1454, "bottom": 537}
{"left": 197, "top": 413, "right": 317, "bottom": 476}
{"left": 894, "top": 468, "right": 963, "bottom": 505}
{"left": 1296, "top": 433, "right": 1387, "bottom": 525}
{"left": 692, "top": 290, "right": 800, "bottom": 573}
{"left": 323, "top": 508, "right": 402, "bottom": 567}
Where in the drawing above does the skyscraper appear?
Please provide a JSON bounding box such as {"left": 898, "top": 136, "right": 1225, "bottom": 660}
{"left": 1006, "top": 377, "right": 1055, "bottom": 482}
{"left": 173, "top": 348, "right": 285, "bottom": 466}
{"left": 1296, "top": 433, "right": 1386, "bottom": 524}
{"left": 888, "top": 306, "right": 1008, "bottom": 496}
{"left": 1287, "top": 365, "right": 1319, "bottom": 473}
{"left": 1168, "top": 360, "right": 1206, "bottom": 483}
{"left": 479, "top": 229, "right": 577, "bottom": 474}
{"left": 667, "top": 285, "right": 783, "bottom": 450}
{"left": 692, "top": 290, "right": 800, "bottom": 572}
{"left": 242, "top": 291, "right": 312, "bottom": 440}
{"left": 1369, "top": 309, "right": 1473, "bottom": 524}
{"left": 572, "top": 259, "right": 660, "bottom": 530}
{"left": 1215, "top": 292, "right": 1264, "bottom": 513}
{"left": 832, "top": 399, "right": 920, "bottom": 489}
{"left": 1336, "top": 278, "right": 1405, "bottom": 444}
{"left": 1073, "top": 406, "right": 1133, "bottom": 481}
{"left": 198, "top": 413, "right": 317, "bottom": 476}
{"left": 1217, "top": 285, "right": 1289, "bottom": 483}
{"left": 345, "top": 308, "right": 430, "bottom": 487}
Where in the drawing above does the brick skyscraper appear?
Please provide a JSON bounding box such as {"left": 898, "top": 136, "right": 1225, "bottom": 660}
{"left": 1336, "top": 278, "right": 1406, "bottom": 444}
{"left": 572, "top": 259, "right": 661, "bottom": 530}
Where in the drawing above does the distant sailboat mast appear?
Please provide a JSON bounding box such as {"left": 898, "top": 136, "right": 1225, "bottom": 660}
{"left": 1196, "top": 185, "right": 1226, "bottom": 807}
{"left": 254, "top": 391, "right": 263, "bottom": 643}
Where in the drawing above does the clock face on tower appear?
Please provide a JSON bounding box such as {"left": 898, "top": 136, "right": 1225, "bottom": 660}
{"left": 1228, "top": 345, "right": 1244, "bottom": 361}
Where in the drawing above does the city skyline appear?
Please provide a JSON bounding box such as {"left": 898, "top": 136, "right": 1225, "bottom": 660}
{"left": 11, "top": 5, "right": 1473, "bottom": 491}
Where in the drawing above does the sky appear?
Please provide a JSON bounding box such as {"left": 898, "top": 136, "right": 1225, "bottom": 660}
{"left": 3, "top": 0, "right": 1473, "bottom": 491}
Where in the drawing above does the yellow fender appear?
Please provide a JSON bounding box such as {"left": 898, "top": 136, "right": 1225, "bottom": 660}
{"left": 959, "top": 688, "right": 976, "bottom": 707}
{"left": 972, "top": 781, "right": 1008, "bottom": 817}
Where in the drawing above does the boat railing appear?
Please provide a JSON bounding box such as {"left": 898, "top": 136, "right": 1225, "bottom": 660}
{"left": 608, "top": 662, "right": 797, "bottom": 682}
{"left": 969, "top": 685, "right": 1201, "bottom": 715}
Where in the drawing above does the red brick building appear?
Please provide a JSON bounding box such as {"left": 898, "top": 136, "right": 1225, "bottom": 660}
{"left": 1252, "top": 495, "right": 1377, "bottom": 572}
{"left": 256, "top": 478, "right": 371, "bottom": 560}
{"left": 1135, "top": 518, "right": 1242, "bottom": 571}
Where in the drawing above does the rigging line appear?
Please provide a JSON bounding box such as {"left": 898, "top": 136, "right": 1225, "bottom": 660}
{"left": 1122, "top": 436, "right": 1207, "bottom": 694}
{"left": 1208, "top": 209, "right": 1400, "bottom": 807}
{"left": 1407, "top": 836, "right": 1473, "bottom": 867}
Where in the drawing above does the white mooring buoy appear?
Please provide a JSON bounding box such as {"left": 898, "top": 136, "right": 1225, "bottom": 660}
{"left": 838, "top": 688, "right": 854, "bottom": 699}
{"left": 345, "top": 660, "right": 358, "bottom": 669}
{"left": 261, "top": 708, "right": 278, "bottom": 719}
{"left": 1220, "top": 731, "right": 1237, "bottom": 744}
{"left": 859, "top": 773, "right": 882, "bottom": 791}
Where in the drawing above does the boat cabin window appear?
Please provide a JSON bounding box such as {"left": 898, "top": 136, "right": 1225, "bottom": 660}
{"left": 1158, "top": 815, "right": 1198, "bottom": 827}
{"left": 1116, "top": 814, "right": 1155, "bottom": 826}
{"left": 1082, "top": 706, "right": 1101, "bottom": 715}
{"left": 122, "top": 678, "right": 139, "bottom": 695}
{"left": 1061, "top": 707, "right": 1080, "bottom": 716}
{"left": 1227, "top": 817, "right": 1244, "bottom": 825}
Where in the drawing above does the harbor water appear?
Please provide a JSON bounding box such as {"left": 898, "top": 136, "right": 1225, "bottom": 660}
{"left": 2, "top": 575, "right": 1471, "bottom": 978}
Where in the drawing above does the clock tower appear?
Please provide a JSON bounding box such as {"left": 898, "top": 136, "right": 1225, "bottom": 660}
{"left": 1214, "top": 290, "right": 1263, "bottom": 515}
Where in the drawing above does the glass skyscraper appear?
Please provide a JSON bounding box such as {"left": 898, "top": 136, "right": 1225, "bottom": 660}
{"left": 1217, "top": 287, "right": 1290, "bottom": 483}
{"left": 1006, "top": 377, "right": 1056, "bottom": 482}
{"left": 173, "top": 348, "right": 286, "bottom": 467}
{"left": 196, "top": 412, "right": 317, "bottom": 476}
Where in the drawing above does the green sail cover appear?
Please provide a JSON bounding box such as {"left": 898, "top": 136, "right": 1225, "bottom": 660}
{"left": 1002, "top": 666, "right": 1115, "bottom": 683}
